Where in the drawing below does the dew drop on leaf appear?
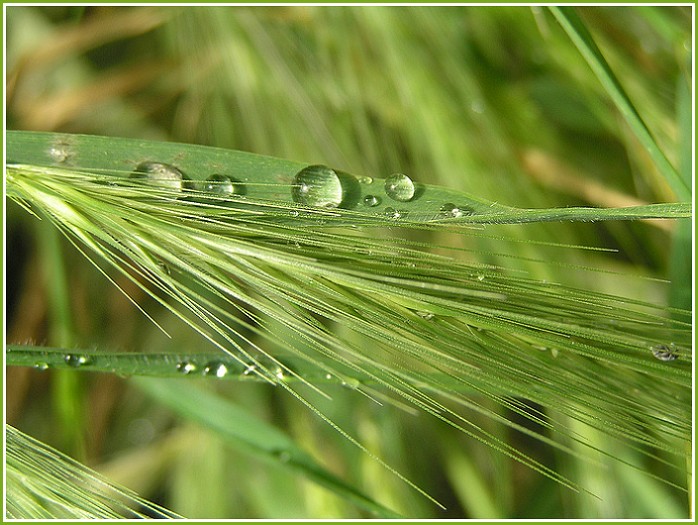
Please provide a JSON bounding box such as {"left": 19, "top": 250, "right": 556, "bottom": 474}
{"left": 651, "top": 343, "right": 678, "bottom": 361}
{"left": 176, "top": 361, "right": 197, "bottom": 374}
{"left": 203, "top": 174, "right": 236, "bottom": 196}
{"left": 203, "top": 361, "right": 229, "bottom": 378}
{"left": 291, "top": 165, "right": 344, "bottom": 208}
{"left": 363, "top": 194, "right": 381, "bottom": 207}
{"left": 64, "top": 354, "right": 90, "bottom": 368}
{"left": 131, "top": 162, "right": 190, "bottom": 191}
{"left": 385, "top": 207, "right": 405, "bottom": 219}
{"left": 358, "top": 176, "right": 373, "bottom": 185}
{"left": 440, "top": 203, "right": 463, "bottom": 218}
{"left": 33, "top": 362, "right": 49, "bottom": 371}
{"left": 384, "top": 173, "right": 415, "bottom": 202}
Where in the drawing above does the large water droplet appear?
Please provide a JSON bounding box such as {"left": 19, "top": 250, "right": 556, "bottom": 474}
{"left": 33, "top": 362, "right": 49, "bottom": 371}
{"left": 203, "top": 174, "right": 235, "bottom": 196}
{"left": 131, "top": 162, "right": 190, "bottom": 191}
{"left": 291, "top": 165, "right": 344, "bottom": 208}
{"left": 651, "top": 343, "right": 678, "bottom": 361}
{"left": 64, "top": 354, "right": 90, "bottom": 368}
{"left": 176, "top": 361, "right": 197, "bottom": 374}
{"left": 363, "top": 195, "right": 381, "bottom": 207}
{"left": 204, "top": 361, "right": 229, "bottom": 378}
{"left": 385, "top": 173, "right": 415, "bottom": 202}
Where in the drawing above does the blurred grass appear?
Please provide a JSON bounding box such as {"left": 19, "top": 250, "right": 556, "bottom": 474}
{"left": 5, "top": 5, "right": 692, "bottom": 519}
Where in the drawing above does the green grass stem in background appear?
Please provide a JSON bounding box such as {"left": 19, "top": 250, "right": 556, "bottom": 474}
{"left": 5, "top": 5, "right": 692, "bottom": 519}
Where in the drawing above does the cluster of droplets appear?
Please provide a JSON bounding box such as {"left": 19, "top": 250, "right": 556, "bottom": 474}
{"left": 64, "top": 354, "right": 91, "bottom": 368}
{"left": 176, "top": 360, "right": 230, "bottom": 378}
{"left": 290, "top": 165, "right": 479, "bottom": 220}
{"left": 129, "top": 162, "right": 242, "bottom": 198}
{"left": 128, "top": 160, "right": 477, "bottom": 219}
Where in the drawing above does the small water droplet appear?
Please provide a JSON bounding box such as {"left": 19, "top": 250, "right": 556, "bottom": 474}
{"left": 176, "top": 361, "right": 197, "bottom": 374}
{"left": 275, "top": 367, "right": 286, "bottom": 380}
{"left": 204, "top": 361, "right": 229, "bottom": 378}
{"left": 416, "top": 311, "right": 435, "bottom": 320}
{"left": 47, "top": 138, "right": 74, "bottom": 164}
{"left": 385, "top": 207, "right": 407, "bottom": 219}
{"left": 289, "top": 210, "right": 300, "bottom": 217}
{"left": 358, "top": 176, "right": 373, "bottom": 185}
{"left": 441, "top": 203, "right": 475, "bottom": 218}
{"left": 33, "top": 362, "right": 49, "bottom": 371}
{"left": 343, "top": 377, "right": 361, "bottom": 389}
{"left": 291, "top": 165, "right": 344, "bottom": 208}
{"left": 651, "top": 344, "right": 678, "bottom": 362}
{"left": 131, "top": 162, "right": 190, "bottom": 191}
{"left": 203, "top": 174, "right": 235, "bottom": 196}
{"left": 64, "top": 354, "right": 90, "bottom": 368}
{"left": 384, "top": 173, "right": 415, "bottom": 202}
{"left": 325, "top": 373, "right": 332, "bottom": 380}
{"left": 476, "top": 273, "right": 485, "bottom": 282}
{"left": 363, "top": 194, "right": 381, "bottom": 207}
{"left": 243, "top": 364, "right": 257, "bottom": 375}
{"left": 550, "top": 348, "right": 559, "bottom": 358}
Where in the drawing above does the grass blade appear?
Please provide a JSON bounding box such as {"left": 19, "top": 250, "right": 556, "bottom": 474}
{"left": 134, "top": 377, "right": 403, "bottom": 518}
{"left": 6, "top": 131, "right": 691, "bottom": 507}
{"left": 549, "top": 7, "right": 689, "bottom": 200}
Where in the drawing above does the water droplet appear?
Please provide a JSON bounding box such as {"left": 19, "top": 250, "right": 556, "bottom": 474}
{"left": 384, "top": 173, "right": 415, "bottom": 202}
{"left": 64, "top": 354, "right": 90, "bottom": 368}
{"left": 131, "top": 162, "right": 190, "bottom": 191}
{"left": 358, "top": 176, "right": 373, "bottom": 185}
{"left": 475, "top": 273, "right": 485, "bottom": 282}
{"left": 651, "top": 344, "right": 678, "bottom": 362}
{"left": 275, "top": 367, "right": 286, "bottom": 381}
{"left": 343, "top": 377, "right": 361, "bottom": 389}
{"left": 176, "top": 361, "right": 197, "bottom": 374}
{"left": 385, "top": 207, "right": 407, "bottom": 219}
{"left": 291, "top": 165, "right": 344, "bottom": 208}
{"left": 440, "top": 203, "right": 473, "bottom": 218}
{"left": 33, "top": 362, "right": 49, "bottom": 371}
{"left": 47, "top": 137, "right": 74, "bottom": 164}
{"left": 325, "top": 373, "right": 332, "bottom": 380}
{"left": 203, "top": 174, "right": 235, "bottom": 196}
{"left": 363, "top": 194, "right": 381, "bottom": 207}
{"left": 416, "top": 311, "right": 435, "bottom": 320}
{"left": 289, "top": 210, "right": 300, "bottom": 217}
{"left": 203, "top": 361, "right": 229, "bottom": 378}
{"left": 243, "top": 364, "right": 257, "bottom": 376}
{"left": 550, "top": 348, "right": 559, "bottom": 358}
